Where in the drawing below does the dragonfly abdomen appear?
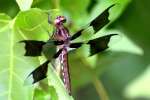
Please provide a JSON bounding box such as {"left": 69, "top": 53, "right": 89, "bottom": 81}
{"left": 60, "top": 48, "right": 71, "bottom": 95}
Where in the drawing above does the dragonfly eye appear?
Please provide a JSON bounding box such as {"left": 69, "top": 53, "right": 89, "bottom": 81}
{"left": 55, "top": 16, "right": 66, "bottom": 25}
{"left": 61, "top": 18, "right": 66, "bottom": 23}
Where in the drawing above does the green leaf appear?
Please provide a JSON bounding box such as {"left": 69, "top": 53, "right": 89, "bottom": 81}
{"left": 0, "top": 0, "right": 19, "bottom": 18}
{"left": 0, "top": 13, "right": 11, "bottom": 29}
{"left": 14, "top": 8, "right": 50, "bottom": 41}
{"left": 34, "top": 86, "right": 58, "bottom": 100}
{"left": 110, "top": 0, "right": 150, "bottom": 99}
{"left": 0, "top": 13, "right": 40, "bottom": 99}
{"left": 49, "top": 86, "right": 58, "bottom": 100}
{"left": 16, "top": 0, "right": 33, "bottom": 11}
{"left": 34, "top": 88, "right": 47, "bottom": 100}
{"left": 124, "top": 64, "right": 150, "bottom": 99}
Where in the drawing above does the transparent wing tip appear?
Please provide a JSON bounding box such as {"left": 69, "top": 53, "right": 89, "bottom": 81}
{"left": 23, "top": 75, "right": 34, "bottom": 86}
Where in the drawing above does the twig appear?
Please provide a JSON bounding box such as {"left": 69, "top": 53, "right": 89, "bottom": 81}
{"left": 52, "top": 0, "right": 60, "bottom": 9}
{"left": 80, "top": 58, "right": 109, "bottom": 100}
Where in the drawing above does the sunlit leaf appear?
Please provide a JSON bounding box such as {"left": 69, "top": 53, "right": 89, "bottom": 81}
{"left": 16, "top": 0, "right": 33, "bottom": 11}
{"left": 0, "top": 13, "right": 37, "bottom": 100}
{"left": 124, "top": 65, "right": 150, "bottom": 99}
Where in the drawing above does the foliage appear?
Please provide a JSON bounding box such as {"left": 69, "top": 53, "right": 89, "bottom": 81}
{"left": 0, "top": 0, "right": 150, "bottom": 100}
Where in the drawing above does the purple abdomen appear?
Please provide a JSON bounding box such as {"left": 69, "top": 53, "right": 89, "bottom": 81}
{"left": 59, "top": 48, "right": 71, "bottom": 95}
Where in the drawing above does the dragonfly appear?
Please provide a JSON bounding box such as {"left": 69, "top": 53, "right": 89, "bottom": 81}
{"left": 20, "top": 4, "right": 116, "bottom": 95}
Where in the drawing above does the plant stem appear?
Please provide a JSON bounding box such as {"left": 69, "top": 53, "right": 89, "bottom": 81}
{"left": 92, "top": 75, "right": 109, "bottom": 100}
{"left": 52, "top": 0, "right": 60, "bottom": 9}
{"left": 80, "top": 58, "right": 109, "bottom": 100}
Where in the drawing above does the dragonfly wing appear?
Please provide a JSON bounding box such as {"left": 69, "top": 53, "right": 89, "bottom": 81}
{"left": 70, "top": 4, "right": 115, "bottom": 40}
{"left": 87, "top": 34, "right": 117, "bottom": 56}
{"left": 53, "top": 49, "right": 63, "bottom": 58}
{"left": 24, "top": 60, "right": 50, "bottom": 85}
{"left": 42, "top": 40, "right": 58, "bottom": 60}
{"left": 20, "top": 40, "right": 45, "bottom": 56}
{"left": 69, "top": 43, "right": 83, "bottom": 48}
{"left": 24, "top": 49, "right": 64, "bottom": 85}
{"left": 90, "top": 4, "right": 115, "bottom": 33}
{"left": 70, "top": 29, "right": 84, "bottom": 40}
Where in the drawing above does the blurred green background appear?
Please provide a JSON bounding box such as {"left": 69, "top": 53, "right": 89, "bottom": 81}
{"left": 0, "top": 0, "right": 150, "bottom": 100}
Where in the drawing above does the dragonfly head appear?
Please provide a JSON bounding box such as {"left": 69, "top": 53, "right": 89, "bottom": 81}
{"left": 54, "top": 16, "right": 66, "bottom": 26}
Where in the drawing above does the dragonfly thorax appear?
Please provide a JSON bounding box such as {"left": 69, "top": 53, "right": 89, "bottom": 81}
{"left": 53, "top": 16, "right": 70, "bottom": 47}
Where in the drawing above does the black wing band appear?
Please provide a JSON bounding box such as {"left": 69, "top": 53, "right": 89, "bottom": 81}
{"left": 24, "top": 48, "right": 65, "bottom": 84}
{"left": 54, "top": 40, "right": 64, "bottom": 45}
{"left": 25, "top": 60, "right": 50, "bottom": 84}
{"left": 46, "top": 39, "right": 64, "bottom": 45}
{"left": 69, "top": 43, "right": 83, "bottom": 48}
{"left": 53, "top": 49, "right": 63, "bottom": 58}
{"left": 20, "top": 40, "right": 46, "bottom": 56}
{"left": 90, "top": 4, "right": 115, "bottom": 33}
{"left": 70, "top": 29, "right": 84, "bottom": 40}
{"left": 87, "top": 34, "right": 117, "bottom": 56}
